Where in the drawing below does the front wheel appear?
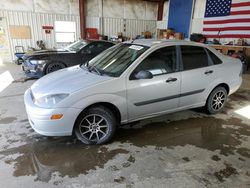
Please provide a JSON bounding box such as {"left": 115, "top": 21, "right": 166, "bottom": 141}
{"left": 45, "top": 62, "right": 66, "bottom": 74}
{"left": 206, "top": 86, "right": 228, "bottom": 114}
{"left": 74, "top": 106, "right": 117, "bottom": 144}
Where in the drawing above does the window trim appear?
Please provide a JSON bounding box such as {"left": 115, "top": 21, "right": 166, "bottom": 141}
{"left": 129, "top": 45, "right": 179, "bottom": 80}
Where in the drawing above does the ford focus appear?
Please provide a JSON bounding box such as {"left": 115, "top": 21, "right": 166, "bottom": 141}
{"left": 24, "top": 39, "right": 243, "bottom": 144}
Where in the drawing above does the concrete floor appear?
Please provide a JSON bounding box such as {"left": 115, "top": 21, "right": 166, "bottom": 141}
{"left": 0, "top": 63, "right": 249, "bottom": 188}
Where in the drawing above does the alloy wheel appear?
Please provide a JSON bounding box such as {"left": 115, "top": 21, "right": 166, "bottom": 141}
{"left": 46, "top": 63, "right": 64, "bottom": 73}
{"left": 211, "top": 91, "right": 226, "bottom": 111}
{"left": 79, "top": 114, "right": 109, "bottom": 141}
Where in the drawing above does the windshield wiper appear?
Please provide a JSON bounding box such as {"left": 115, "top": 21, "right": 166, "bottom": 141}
{"left": 89, "top": 65, "right": 102, "bottom": 75}
{"left": 80, "top": 61, "right": 89, "bottom": 69}
{"left": 80, "top": 61, "right": 102, "bottom": 75}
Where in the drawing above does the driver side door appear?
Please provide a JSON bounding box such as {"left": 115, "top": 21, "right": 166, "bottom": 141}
{"left": 126, "top": 46, "right": 181, "bottom": 121}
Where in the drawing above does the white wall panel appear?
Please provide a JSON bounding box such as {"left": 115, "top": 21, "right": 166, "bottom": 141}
{"left": 0, "top": 10, "right": 80, "bottom": 61}
{"left": 100, "top": 17, "right": 156, "bottom": 38}
{"left": 0, "top": 0, "right": 79, "bottom": 15}
{"left": 103, "top": 17, "right": 124, "bottom": 37}
{"left": 125, "top": 19, "right": 156, "bottom": 38}
{"left": 86, "top": 16, "right": 100, "bottom": 31}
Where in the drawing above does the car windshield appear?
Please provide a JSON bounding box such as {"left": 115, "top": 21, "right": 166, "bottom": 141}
{"left": 64, "top": 40, "right": 88, "bottom": 52}
{"left": 83, "top": 43, "right": 149, "bottom": 77}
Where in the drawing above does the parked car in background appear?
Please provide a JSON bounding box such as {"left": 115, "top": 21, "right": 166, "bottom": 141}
{"left": 24, "top": 39, "right": 243, "bottom": 144}
{"left": 21, "top": 40, "right": 115, "bottom": 78}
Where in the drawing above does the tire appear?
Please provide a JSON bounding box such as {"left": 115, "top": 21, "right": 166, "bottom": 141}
{"left": 74, "top": 106, "right": 117, "bottom": 145}
{"left": 45, "top": 62, "right": 66, "bottom": 74}
{"left": 206, "top": 86, "right": 228, "bottom": 114}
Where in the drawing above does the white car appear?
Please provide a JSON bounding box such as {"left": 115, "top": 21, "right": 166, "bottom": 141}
{"left": 24, "top": 39, "right": 243, "bottom": 144}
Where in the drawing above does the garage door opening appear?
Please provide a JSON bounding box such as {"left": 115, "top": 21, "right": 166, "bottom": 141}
{"left": 55, "top": 21, "right": 76, "bottom": 43}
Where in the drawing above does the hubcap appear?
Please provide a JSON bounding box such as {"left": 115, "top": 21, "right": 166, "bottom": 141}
{"left": 79, "top": 114, "right": 109, "bottom": 141}
{"left": 212, "top": 91, "right": 226, "bottom": 111}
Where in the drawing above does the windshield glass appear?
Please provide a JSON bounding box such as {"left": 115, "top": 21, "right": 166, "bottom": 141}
{"left": 64, "top": 40, "right": 88, "bottom": 52}
{"left": 84, "top": 43, "right": 149, "bottom": 77}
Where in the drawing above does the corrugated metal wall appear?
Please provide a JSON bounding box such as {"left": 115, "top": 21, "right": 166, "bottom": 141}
{"left": 125, "top": 19, "right": 156, "bottom": 37}
{"left": 0, "top": 10, "right": 80, "bottom": 60}
{"left": 86, "top": 16, "right": 156, "bottom": 38}
{"left": 1, "top": 9, "right": 156, "bottom": 61}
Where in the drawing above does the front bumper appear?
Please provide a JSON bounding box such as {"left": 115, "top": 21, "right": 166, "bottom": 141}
{"left": 24, "top": 89, "right": 82, "bottom": 136}
{"left": 22, "top": 60, "right": 45, "bottom": 78}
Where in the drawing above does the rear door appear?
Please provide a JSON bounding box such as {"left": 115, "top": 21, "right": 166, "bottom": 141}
{"left": 126, "top": 46, "right": 181, "bottom": 121}
{"left": 179, "top": 45, "right": 217, "bottom": 107}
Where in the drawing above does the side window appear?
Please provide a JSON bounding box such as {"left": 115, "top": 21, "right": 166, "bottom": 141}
{"left": 133, "top": 46, "right": 177, "bottom": 76}
{"left": 181, "top": 46, "right": 209, "bottom": 71}
{"left": 207, "top": 50, "right": 223, "bottom": 65}
{"left": 104, "top": 42, "right": 114, "bottom": 49}
{"left": 82, "top": 42, "right": 106, "bottom": 55}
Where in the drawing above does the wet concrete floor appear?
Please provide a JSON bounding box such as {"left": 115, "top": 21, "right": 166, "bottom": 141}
{"left": 0, "top": 64, "right": 250, "bottom": 187}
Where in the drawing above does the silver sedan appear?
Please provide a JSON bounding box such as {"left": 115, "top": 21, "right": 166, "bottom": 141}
{"left": 24, "top": 39, "right": 243, "bottom": 144}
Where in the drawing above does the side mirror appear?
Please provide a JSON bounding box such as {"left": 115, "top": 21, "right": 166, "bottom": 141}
{"left": 134, "top": 70, "right": 153, "bottom": 80}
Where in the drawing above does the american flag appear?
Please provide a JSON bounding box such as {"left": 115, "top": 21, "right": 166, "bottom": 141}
{"left": 203, "top": 0, "right": 250, "bottom": 38}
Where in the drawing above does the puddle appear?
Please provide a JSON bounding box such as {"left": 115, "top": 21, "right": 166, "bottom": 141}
{"left": 0, "top": 117, "right": 17, "bottom": 124}
{"left": 0, "top": 116, "right": 249, "bottom": 182}
{"left": 0, "top": 137, "right": 128, "bottom": 182}
{"left": 229, "top": 90, "right": 249, "bottom": 101}
{"left": 115, "top": 116, "right": 250, "bottom": 157}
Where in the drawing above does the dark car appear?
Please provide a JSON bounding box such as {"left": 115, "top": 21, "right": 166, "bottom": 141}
{"left": 21, "top": 40, "right": 115, "bottom": 78}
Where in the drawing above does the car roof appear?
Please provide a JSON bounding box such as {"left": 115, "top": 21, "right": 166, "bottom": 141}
{"left": 87, "top": 39, "right": 115, "bottom": 44}
{"left": 124, "top": 39, "right": 207, "bottom": 48}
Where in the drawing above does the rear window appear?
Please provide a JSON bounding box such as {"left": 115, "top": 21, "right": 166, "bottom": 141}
{"left": 208, "top": 50, "right": 223, "bottom": 65}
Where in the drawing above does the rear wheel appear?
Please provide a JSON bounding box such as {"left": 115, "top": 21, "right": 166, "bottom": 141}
{"left": 45, "top": 62, "right": 65, "bottom": 74}
{"left": 74, "top": 106, "right": 117, "bottom": 144}
{"left": 206, "top": 86, "right": 228, "bottom": 114}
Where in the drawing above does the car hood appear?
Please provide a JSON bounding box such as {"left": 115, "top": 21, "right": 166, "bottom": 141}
{"left": 31, "top": 66, "right": 113, "bottom": 98}
{"left": 23, "top": 49, "right": 74, "bottom": 59}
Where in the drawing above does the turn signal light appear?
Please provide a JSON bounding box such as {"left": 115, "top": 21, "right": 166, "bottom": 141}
{"left": 50, "top": 114, "right": 63, "bottom": 120}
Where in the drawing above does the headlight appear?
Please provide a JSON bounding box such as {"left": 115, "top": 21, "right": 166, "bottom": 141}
{"left": 34, "top": 93, "right": 69, "bottom": 108}
{"left": 29, "top": 60, "right": 47, "bottom": 65}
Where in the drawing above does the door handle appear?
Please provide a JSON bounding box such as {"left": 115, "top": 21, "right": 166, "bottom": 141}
{"left": 166, "top": 77, "right": 177, "bottom": 83}
{"left": 205, "top": 70, "right": 213, "bottom": 74}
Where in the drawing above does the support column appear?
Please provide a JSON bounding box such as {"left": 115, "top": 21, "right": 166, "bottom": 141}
{"left": 79, "top": 0, "right": 86, "bottom": 39}
{"left": 157, "top": 0, "right": 164, "bottom": 21}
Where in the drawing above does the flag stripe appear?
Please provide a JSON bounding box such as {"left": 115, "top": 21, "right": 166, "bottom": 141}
{"left": 204, "top": 18, "right": 250, "bottom": 24}
{"left": 204, "top": 22, "right": 250, "bottom": 28}
{"left": 230, "top": 10, "right": 250, "bottom": 15}
{"left": 231, "top": 6, "right": 250, "bottom": 11}
{"left": 204, "top": 14, "right": 250, "bottom": 21}
{"left": 203, "top": 30, "right": 250, "bottom": 35}
{"left": 231, "top": 1, "right": 250, "bottom": 7}
{"left": 204, "top": 34, "right": 250, "bottom": 38}
{"left": 203, "top": 27, "right": 250, "bottom": 31}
